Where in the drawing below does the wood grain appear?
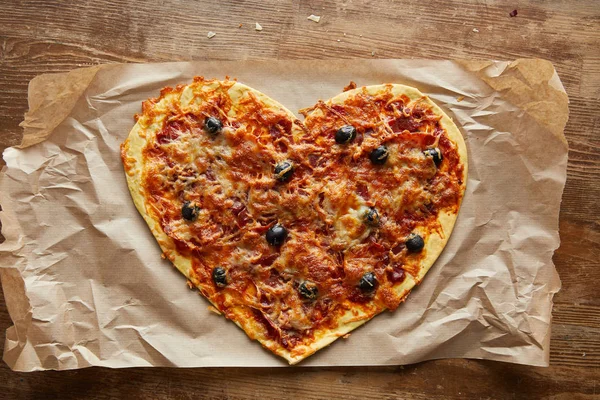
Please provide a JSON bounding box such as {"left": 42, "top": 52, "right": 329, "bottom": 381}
{"left": 1, "top": 0, "right": 599, "bottom": 398}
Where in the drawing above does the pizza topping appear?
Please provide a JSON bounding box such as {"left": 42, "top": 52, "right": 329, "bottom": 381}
{"left": 204, "top": 116, "right": 223, "bottom": 134}
{"left": 343, "top": 81, "right": 358, "bottom": 92}
{"left": 363, "top": 207, "right": 380, "bottom": 226}
{"left": 212, "top": 266, "right": 228, "bottom": 287}
{"left": 274, "top": 160, "right": 295, "bottom": 182}
{"left": 181, "top": 201, "right": 200, "bottom": 221}
{"left": 369, "top": 145, "right": 389, "bottom": 165}
{"left": 298, "top": 281, "right": 319, "bottom": 300}
{"left": 424, "top": 148, "right": 443, "bottom": 166}
{"left": 405, "top": 233, "right": 425, "bottom": 252}
{"left": 157, "top": 120, "right": 183, "bottom": 144}
{"left": 387, "top": 265, "right": 406, "bottom": 283}
{"left": 266, "top": 224, "right": 288, "bottom": 246}
{"left": 335, "top": 125, "right": 357, "bottom": 144}
{"left": 359, "top": 272, "right": 378, "bottom": 293}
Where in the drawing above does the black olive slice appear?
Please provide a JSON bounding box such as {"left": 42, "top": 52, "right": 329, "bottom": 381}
{"left": 364, "top": 208, "right": 380, "bottom": 226}
{"left": 204, "top": 117, "right": 223, "bottom": 134}
{"left": 212, "top": 267, "right": 228, "bottom": 287}
{"left": 274, "top": 160, "right": 294, "bottom": 182}
{"left": 181, "top": 201, "right": 200, "bottom": 221}
{"left": 369, "top": 145, "right": 389, "bottom": 165}
{"left": 424, "top": 148, "right": 443, "bottom": 166}
{"left": 266, "top": 224, "right": 288, "bottom": 246}
{"left": 359, "top": 272, "right": 378, "bottom": 293}
{"left": 298, "top": 281, "right": 318, "bottom": 300}
{"left": 335, "top": 125, "right": 357, "bottom": 144}
{"left": 406, "top": 233, "right": 425, "bottom": 252}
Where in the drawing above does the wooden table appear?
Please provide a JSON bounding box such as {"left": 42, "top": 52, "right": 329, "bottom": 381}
{"left": 1, "top": 1, "right": 598, "bottom": 398}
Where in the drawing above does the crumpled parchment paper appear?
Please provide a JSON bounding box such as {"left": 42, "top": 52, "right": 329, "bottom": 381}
{"left": 0, "top": 59, "right": 568, "bottom": 371}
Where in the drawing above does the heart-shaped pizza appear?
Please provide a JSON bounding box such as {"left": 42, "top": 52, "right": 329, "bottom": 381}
{"left": 120, "top": 77, "right": 467, "bottom": 364}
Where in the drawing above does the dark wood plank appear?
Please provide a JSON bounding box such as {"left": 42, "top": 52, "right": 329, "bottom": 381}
{"left": 1, "top": 0, "right": 599, "bottom": 398}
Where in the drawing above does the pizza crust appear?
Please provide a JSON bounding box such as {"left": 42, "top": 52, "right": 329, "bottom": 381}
{"left": 122, "top": 81, "right": 467, "bottom": 365}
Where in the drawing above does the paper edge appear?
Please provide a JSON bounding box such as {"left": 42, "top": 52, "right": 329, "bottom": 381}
{"left": 458, "top": 58, "right": 567, "bottom": 367}
{"left": 456, "top": 58, "right": 570, "bottom": 147}
{"left": 17, "top": 65, "right": 105, "bottom": 149}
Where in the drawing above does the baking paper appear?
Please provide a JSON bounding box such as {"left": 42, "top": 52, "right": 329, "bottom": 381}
{"left": 0, "top": 59, "right": 568, "bottom": 371}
